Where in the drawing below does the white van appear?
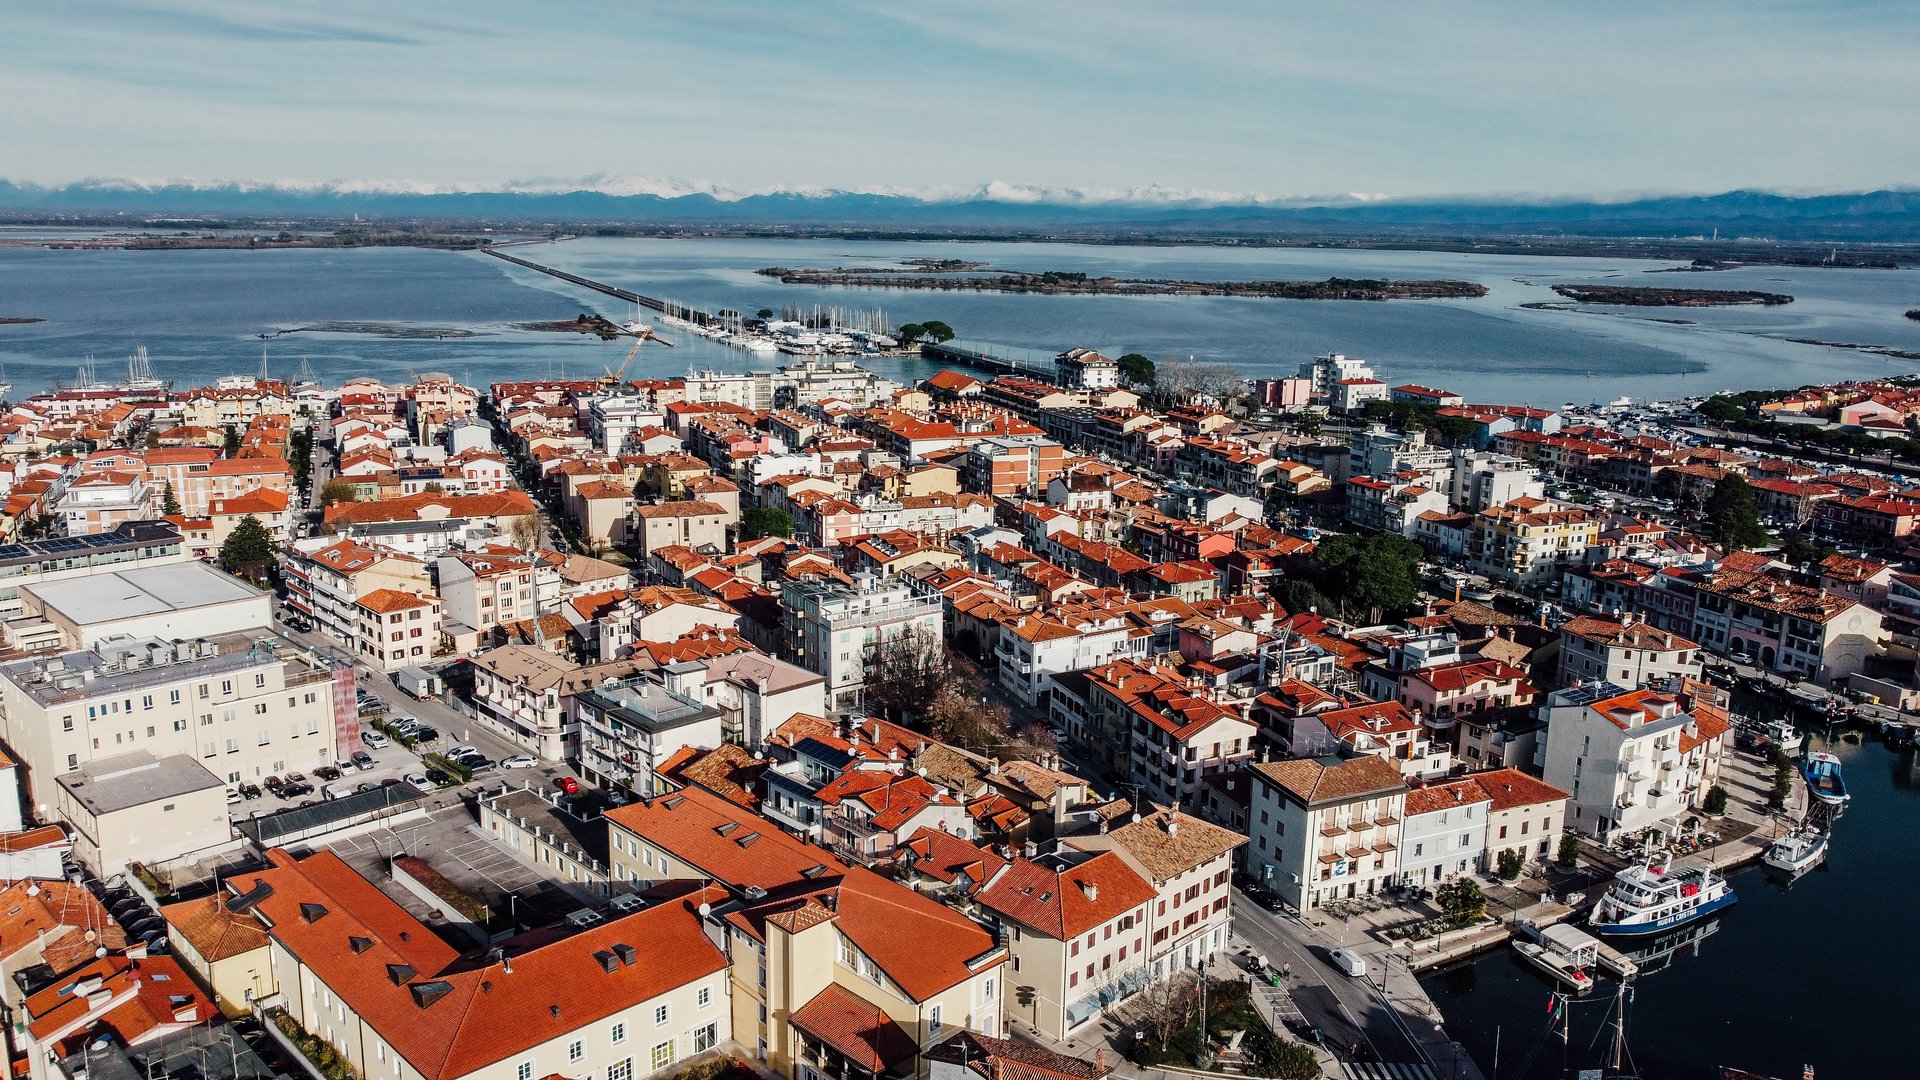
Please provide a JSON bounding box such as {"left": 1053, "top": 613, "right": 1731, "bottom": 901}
{"left": 1328, "top": 948, "right": 1367, "bottom": 978}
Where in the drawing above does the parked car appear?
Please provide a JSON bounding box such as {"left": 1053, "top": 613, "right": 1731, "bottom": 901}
{"left": 361, "top": 730, "right": 390, "bottom": 749}
{"left": 501, "top": 755, "right": 537, "bottom": 769}
{"left": 554, "top": 776, "right": 580, "bottom": 795}
{"left": 350, "top": 751, "right": 375, "bottom": 769}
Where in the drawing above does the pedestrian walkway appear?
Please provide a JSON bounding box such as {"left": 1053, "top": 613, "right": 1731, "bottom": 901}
{"left": 1342, "top": 1063, "right": 1438, "bottom": 1080}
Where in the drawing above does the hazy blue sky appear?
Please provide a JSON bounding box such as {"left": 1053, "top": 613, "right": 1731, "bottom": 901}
{"left": 8, "top": 0, "right": 1920, "bottom": 201}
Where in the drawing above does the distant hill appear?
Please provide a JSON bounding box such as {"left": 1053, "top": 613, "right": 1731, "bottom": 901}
{"left": 4, "top": 180, "right": 1920, "bottom": 241}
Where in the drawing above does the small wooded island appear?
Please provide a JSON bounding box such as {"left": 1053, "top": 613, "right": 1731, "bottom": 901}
{"left": 1552, "top": 284, "right": 1793, "bottom": 306}
{"left": 757, "top": 266, "right": 1486, "bottom": 300}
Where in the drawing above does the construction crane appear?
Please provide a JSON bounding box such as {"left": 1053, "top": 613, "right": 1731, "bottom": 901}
{"left": 601, "top": 331, "right": 648, "bottom": 386}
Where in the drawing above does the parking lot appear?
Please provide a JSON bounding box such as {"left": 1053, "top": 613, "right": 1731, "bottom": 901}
{"left": 325, "top": 799, "right": 596, "bottom": 935}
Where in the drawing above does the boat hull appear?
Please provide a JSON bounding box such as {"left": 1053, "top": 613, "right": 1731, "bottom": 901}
{"left": 1589, "top": 891, "right": 1738, "bottom": 937}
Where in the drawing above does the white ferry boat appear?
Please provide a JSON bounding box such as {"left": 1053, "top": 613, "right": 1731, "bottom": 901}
{"left": 1588, "top": 858, "right": 1736, "bottom": 938}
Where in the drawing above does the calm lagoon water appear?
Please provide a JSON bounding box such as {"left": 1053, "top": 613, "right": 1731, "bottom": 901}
{"left": 1, "top": 235, "right": 1918, "bottom": 402}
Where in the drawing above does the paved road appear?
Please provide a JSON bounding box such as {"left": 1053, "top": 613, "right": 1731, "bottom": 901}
{"left": 1230, "top": 892, "right": 1426, "bottom": 1067}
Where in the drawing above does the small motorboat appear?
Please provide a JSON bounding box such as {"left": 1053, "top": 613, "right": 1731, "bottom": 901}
{"left": 1761, "top": 717, "right": 1803, "bottom": 755}
{"left": 1761, "top": 827, "right": 1828, "bottom": 877}
{"left": 1513, "top": 938, "right": 1595, "bottom": 992}
{"left": 1802, "top": 752, "right": 1849, "bottom": 806}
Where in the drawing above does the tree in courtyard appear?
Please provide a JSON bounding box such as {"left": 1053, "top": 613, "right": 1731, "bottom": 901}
{"left": 1703, "top": 784, "right": 1730, "bottom": 815}
{"left": 1435, "top": 877, "right": 1487, "bottom": 929}
{"left": 1130, "top": 970, "right": 1203, "bottom": 1057}
{"left": 220, "top": 515, "right": 276, "bottom": 582}
{"left": 1704, "top": 472, "right": 1770, "bottom": 550}
{"left": 1152, "top": 358, "right": 1245, "bottom": 407}
{"left": 740, "top": 506, "right": 795, "bottom": 541}
{"left": 862, "top": 624, "right": 951, "bottom": 722}
{"left": 1116, "top": 352, "right": 1156, "bottom": 387}
{"left": 1496, "top": 849, "right": 1525, "bottom": 881}
{"left": 319, "top": 478, "right": 360, "bottom": 507}
{"left": 1243, "top": 1028, "right": 1321, "bottom": 1080}
{"left": 505, "top": 513, "right": 544, "bottom": 553}
{"left": 159, "top": 481, "right": 182, "bottom": 517}
{"left": 222, "top": 425, "right": 241, "bottom": 456}
{"left": 1309, "top": 532, "right": 1424, "bottom": 621}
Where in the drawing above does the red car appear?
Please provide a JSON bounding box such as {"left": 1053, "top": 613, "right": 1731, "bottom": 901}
{"left": 554, "top": 776, "right": 580, "bottom": 795}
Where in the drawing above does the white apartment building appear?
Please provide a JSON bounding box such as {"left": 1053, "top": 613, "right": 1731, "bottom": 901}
{"left": 1557, "top": 614, "right": 1701, "bottom": 690}
{"left": 1246, "top": 755, "right": 1408, "bottom": 912}
{"left": 781, "top": 575, "right": 943, "bottom": 710}
{"left": 0, "top": 631, "right": 341, "bottom": 795}
{"left": 992, "top": 611, "right": 1145, "bottom": 709}
{"left": 1451, "top": 449, "right": 1545, "bottom": 513}
{"left": 1539, "top": 682, "right": 1732, "bottom": 840}
{"left": 435, "top": 545, "right": 561, "bottom": 642}
{"left": 1398, "top": 779, "right": 1490, "bottom": 886}
{"left": 353, "top": 589, "right": 443, "bottom": 672}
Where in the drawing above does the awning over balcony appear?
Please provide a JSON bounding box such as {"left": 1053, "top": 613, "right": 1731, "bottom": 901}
{"left": 791, "top": 983, "right": 919, "bottom": 1074}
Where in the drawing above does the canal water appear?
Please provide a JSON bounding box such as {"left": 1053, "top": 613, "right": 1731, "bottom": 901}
{"left": 1422, "top": 725, "right": 1918, "bottom": 1080}
{"left": 3, "top": 231, "right": 1919, "bottom": 403}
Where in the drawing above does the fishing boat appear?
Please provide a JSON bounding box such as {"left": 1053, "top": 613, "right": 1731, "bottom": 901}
{"left": 1512, "top": 936, "right": 1595, "bottom": 992}
{"left": 1589, "top": 858, "right": 1737, "bottom": 937}
{"left": 1801, "top": 751, "right": 1849, "bottom": 806}
{"left": 1784, "top": 683, "right": 1832, "bottom": 715}
{"left": 1761, "top": 827, "right": 1828, "bottom": 876}
{"left": 1760, "top": 716, "right": 1803, "bottom": 755}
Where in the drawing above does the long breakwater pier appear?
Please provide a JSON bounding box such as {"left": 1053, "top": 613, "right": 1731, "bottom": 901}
{"left": 482, "top": 247, "right": 713, "bottom": 325}
{"left": 919, "top": 340, "right": 1054, "bottom": 377}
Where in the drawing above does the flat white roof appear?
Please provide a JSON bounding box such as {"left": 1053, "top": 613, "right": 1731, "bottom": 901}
{"left": 24, "top": 561, "right": 261, "bottom": 625}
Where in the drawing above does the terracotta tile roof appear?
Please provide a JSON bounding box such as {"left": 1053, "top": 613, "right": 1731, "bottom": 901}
{"left": 1252, "top": 755, "right": 1408, "bottom": 807}
{"left": 242, "top": 849, "right": 727, "bottom": 1080}
{"left": 927, "top": 1031, "right": 1114, "bottom": 1080}
{"left": 975, "top": 851, "right": 1155, "bottom": 939}
{"left": 789, "top": 983, "right": 919, "bottom": 1072}
{"left": 24, "top": 955, "right": 210, "bottom": 1053}
{"left": 660, "top": 743, "right": 769, "bottom": 809}
{"left": 1465, "top": 768, "right": 1570, "bottom": 812}
{"left": 1103, "top": 807, "right": 1246, "bottom": 881}
{"left": 161, "top": 893, "right": 271, "bottom": 962}
{"left": 1402, "top": 779, "right": 1492, "bottom": 816}
{"left": 0, "top": 880, "right": 128, "bottom": 971}
{"left": 1559, "top": 616, "right": 1698, "bottom": 651}
{"left": 357, "top": 588, "right": 436, "bottom": 615}
{"left": 901, "top": 827, "right": 1008, "bottom": 893}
